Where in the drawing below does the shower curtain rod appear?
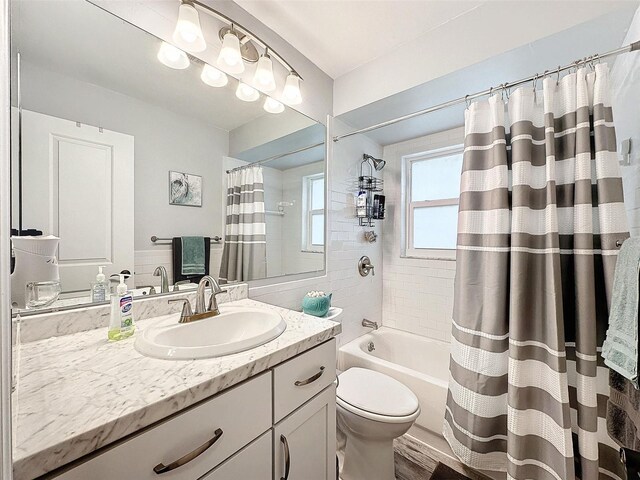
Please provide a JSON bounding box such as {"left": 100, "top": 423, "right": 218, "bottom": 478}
{"left": 226, "top": 141, "right": 325, "bottom": 173}
{"left": 333, "top": 41, "right": 640, "bottom": 143}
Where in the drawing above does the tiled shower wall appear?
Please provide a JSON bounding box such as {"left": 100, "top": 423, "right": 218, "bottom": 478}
{"left": 381, "top": 127, "right": 464, "bottom": 343}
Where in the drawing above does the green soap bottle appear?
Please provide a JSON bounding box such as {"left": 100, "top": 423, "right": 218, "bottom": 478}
{"left": 108, "top": 274, "right": 135, "bottom": 341}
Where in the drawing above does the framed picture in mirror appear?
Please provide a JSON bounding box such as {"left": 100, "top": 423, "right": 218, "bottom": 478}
{"left": 169, "top": 171, "right": 202, "bottom": 207}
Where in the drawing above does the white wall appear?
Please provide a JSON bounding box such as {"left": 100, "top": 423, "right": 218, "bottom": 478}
{"left": 250, "top": 118, "right": 384, "bottom": 346}
{"left": 381, "top": 127, "right": 464, "bottom": 342}
{"left": 229, "top": 110, "right": 317, "bottom": 157}
{"left": 612, "top": 7, "right": 640, "bottom": 235}
{"left": 18, "top": 62, "right": 229, "bottom": 257}
{"left": 333, "top": 1, "right": 634, "bottom": 116}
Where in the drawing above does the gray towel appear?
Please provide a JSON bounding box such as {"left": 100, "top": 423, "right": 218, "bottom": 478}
{"left": 602, "top": 237, "right": 640, "bottom": 387}
{"left": 181, "top": 236, "right": 206, "bottom": 276}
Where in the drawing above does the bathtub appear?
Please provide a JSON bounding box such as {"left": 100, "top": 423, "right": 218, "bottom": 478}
{"left": 338, "top": 327, "right": 449, "bottom": 435}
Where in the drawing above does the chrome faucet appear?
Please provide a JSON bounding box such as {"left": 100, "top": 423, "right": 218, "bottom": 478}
{"left": 362, "top": 318, "right": 379, "bottom": 330}
{"left": 196, "top": 275, "right": 224, "bottom": 316}
{"left": 167, "top": 276, "right": 225, "bottom": 323}
{"left": 153, "top": 266, "right": 169, "bottom": 293}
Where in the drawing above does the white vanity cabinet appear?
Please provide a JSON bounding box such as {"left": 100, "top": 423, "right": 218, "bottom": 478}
{"left": 51, "top": 338, "right": 337, "bottom": 480}
{"left": 200, "top": 432, "right": 272, "bottom": 480}
{"left": 53, "top": 372, "right": 272, "bottom": 480}
{"left": 274, "top": 386, "right": 337, "bottom": 480}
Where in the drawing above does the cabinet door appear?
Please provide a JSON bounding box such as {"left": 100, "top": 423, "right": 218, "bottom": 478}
{"left": 201, "top": 431, "right": 271, "bottom": 480}
{"left": 274, "top": 385, "right": 336, "bottom": 480}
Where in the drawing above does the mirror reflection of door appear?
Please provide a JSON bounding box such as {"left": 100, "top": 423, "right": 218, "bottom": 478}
{"left": 20, "top": 109, "right": 134, "bottom": 292}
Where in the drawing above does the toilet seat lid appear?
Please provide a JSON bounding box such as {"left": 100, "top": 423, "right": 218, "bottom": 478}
{"left": 337, "top": 368, "right": 419, "bottom": 417}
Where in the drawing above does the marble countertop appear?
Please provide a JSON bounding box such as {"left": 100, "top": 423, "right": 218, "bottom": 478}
{"left": 12, "top": 298, "right": 341, "bottom": 480}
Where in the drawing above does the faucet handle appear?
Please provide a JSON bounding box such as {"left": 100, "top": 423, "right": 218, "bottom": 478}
{"left": 168, "top": 298, "right": 193, "bottom": 322}
{"left": 207, "top": 288, "right": 224, "bottom": 314}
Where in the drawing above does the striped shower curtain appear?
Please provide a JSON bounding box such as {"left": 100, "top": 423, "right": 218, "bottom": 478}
{"left": 219, "top": 166, "right": 267, "bottom": 282}
{"left": 444, "top": 64, "right": 629, "bottom": 480}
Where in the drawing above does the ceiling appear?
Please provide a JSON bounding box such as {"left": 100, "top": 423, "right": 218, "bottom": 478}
{"left": 336, "top": 4, "right": 638, "bottom": 146}
{"left": 234, "top": 0, "right": 482, "bottom": 79}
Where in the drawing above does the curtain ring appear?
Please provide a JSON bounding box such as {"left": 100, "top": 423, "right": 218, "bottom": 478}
{"left": 489, "top": 86, "right": 494, "bottom": 97}
{"left": 465, "top": 95, "right": 471, "bottom": 108}
{"left": 572, "top": 60, "right": 580, "bottom": 74}
{"left": 532, "top": 73, "right": 538, "bottom": 92}
{"left": 499, "top": 83, "right": 506, "bottom": 102}
{"left": 503, "top": 82, "right": 510, "bottom": 101}
{"left": 556, "top": 65, "right": 561, "bottom": 85}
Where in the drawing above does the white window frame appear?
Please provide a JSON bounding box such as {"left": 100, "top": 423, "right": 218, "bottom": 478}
{"left": 402, "top": 144, "right": 464, "bottom": 260}
{"left": 302, "top": 173, "right": 325, "bottom": 253}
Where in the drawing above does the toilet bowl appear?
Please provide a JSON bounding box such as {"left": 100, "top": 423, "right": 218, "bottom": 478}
{"left": 336, "top": 367, "right": 420, "bottom": 480}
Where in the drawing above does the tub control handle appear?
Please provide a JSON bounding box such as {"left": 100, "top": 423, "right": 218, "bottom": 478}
{"left": 280, "top": 434, "right": 291, "bottom": 480}
{"left": 358, "top": 256, "right": 375, "bottom": 277}
{"left": 294, "top": 366, "right": 325, "bottom": 386}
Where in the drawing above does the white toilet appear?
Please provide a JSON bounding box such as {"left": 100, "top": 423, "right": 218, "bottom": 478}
{"left": 336, "top": 367, "right": 420, "bottom": 480}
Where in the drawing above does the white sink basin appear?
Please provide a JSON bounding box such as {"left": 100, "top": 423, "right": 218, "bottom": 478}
{"left": 134, "top": 305, "right": 287, "bottom": 360}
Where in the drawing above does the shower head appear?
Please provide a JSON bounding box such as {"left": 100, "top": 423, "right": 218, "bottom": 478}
{"left": 363, "top": 154, "right": 385, "bottom": 171}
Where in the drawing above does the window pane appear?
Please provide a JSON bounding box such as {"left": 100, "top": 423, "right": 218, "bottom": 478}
{"left": 413, "top": 205, "right": 458, "bottom": 249}
{"left": 311, "top": 177, "right": 324, "bottom": 210}
{"left": 411, "top": 153, "right": 462, "bottom": 201}
{"left": 311, "top": 213, "right": 324, "bottom": 246}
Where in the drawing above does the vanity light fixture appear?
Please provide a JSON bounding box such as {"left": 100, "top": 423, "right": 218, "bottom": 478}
{"left": 282, "top": 72, "right": 302, "bottom": 105}
{"left": 157, "top": 42, "right": 190, "bottom": 69}
{"left": 263, "top": 97, "right": 284, "bottom": 114}
{"left": 166, "top": 1, "right": 304, "bottom": 105}
{"left": 172, "top": 1, "right": 206, "bottom": 52}
{"left": 217, "top": 27, "right": 244, "bottom": 74}
{"left": 201, "top": 64, "right": 228, "bottom": 87}
{"left": 236, "top": 82, "right": 260, "bottom": 102}
{"left": 254, "top": 52, "right": 276, "bottom": 92}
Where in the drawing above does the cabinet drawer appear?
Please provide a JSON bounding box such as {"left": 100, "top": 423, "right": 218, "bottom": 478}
{"left": 273, "top": 338, "right": 336, "bottom": 422}
{"left": 54, "top": 372, "right": 271, "bottom": 480}
{"left": 200, "top": 431, "right": 271, "bottom": 480}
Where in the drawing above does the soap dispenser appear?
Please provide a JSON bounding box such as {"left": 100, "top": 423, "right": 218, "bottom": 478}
{"left": 91, "top": 266, "right": 108, "bottom": 303}
{"left": 108, "top": 274, "right": 135, "bottom": 341}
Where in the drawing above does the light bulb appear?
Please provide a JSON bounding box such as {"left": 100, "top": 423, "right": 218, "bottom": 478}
{"left": 172, "top": 2, "right": 206, "bottom": 52}
{"left": 253, "top": 54, "right": 276, "bottom": 92}
{"left": 217, "top": 31, "right": 244, "bottom": 74}
{"left": 236, "top": 82, "right": 260, "bottom": 102}
{"left": 157, "top": 42, "right": 189, "bottom": 70}
{"left": 263, "top": 97, "right": 284, "bottom": 114}
{"left": 282, "top": 72, "right": 302, "bottom": 105}
{"left": 201, "top": 64, "right": 228, "bottom": 87}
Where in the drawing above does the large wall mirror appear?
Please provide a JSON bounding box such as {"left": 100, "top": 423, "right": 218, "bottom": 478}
{"left": 9, "top": 0, "right": 326, "bottom": 314}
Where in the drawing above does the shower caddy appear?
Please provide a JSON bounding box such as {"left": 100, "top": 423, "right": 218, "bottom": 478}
{"left": 356, "top": 155, "right": 385, "bottom": 227}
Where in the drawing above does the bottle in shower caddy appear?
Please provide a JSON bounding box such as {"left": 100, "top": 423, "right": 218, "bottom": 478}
{"left": 356, "top": 178, "right": 368, "bottom": 218}
{"left": 108, "top": 274, "right": 135, "bottom": 341}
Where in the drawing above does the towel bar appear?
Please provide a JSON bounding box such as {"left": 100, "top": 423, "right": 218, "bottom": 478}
{"left": 151, "top": 236, "right": 222, "bottom": 243}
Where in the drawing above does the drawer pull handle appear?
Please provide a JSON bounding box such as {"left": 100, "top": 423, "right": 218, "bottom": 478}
{"left": 153, "top": 428, "right": 223, "bottom": 474}
{"left": 280, "top": 434, "right": 291, "bottom": 480}
{"left": 294, "top": 366, "right": 325, "bottom": 386}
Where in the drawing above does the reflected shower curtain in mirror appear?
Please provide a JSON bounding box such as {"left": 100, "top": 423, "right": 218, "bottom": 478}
{"left": 219, "top": 166, "right": 267, "bottom": 282}
{"left": 444, "top": 64, "right": 629, "bottom": 480}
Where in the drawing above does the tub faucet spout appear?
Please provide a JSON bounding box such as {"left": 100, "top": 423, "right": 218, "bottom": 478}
{"left": 362, "top": 318, "right": 378, "bottom": 330}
